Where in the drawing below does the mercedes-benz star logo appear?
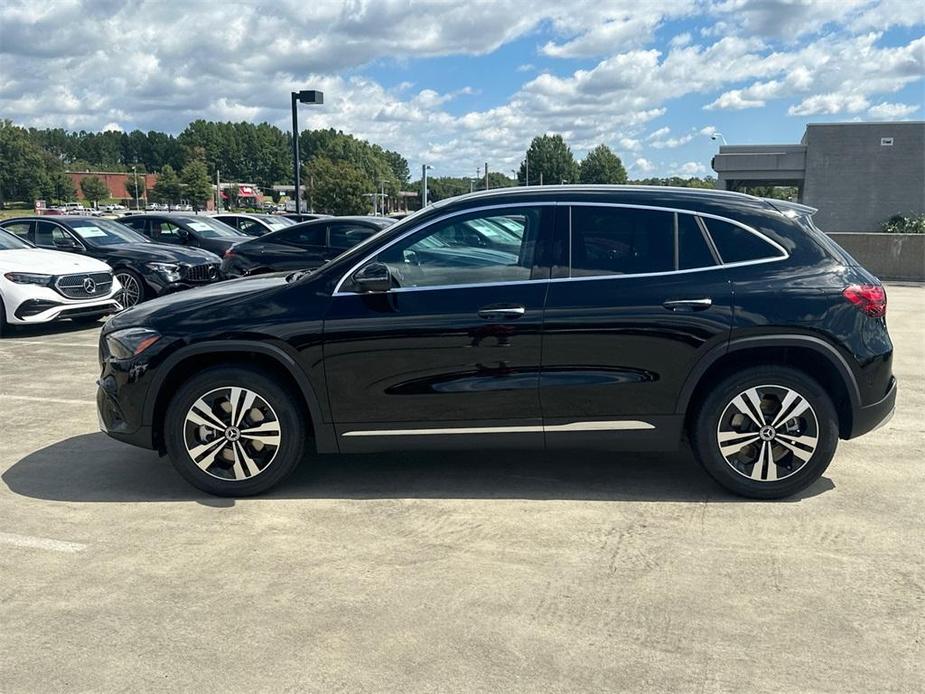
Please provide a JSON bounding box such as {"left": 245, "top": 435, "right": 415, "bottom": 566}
{"left": 83, "top": 277, "right": 97, "bottom": 294}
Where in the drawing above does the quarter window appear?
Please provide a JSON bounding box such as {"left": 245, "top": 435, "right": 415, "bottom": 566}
{"left": 367, "top": 208, "right": 542, "bottom": 289}
{"left": 678, "top": 213, "right": 717, "bottom": 270}
{"left": 701, "top": 217, "right": 782, "bottom": 264}
{"left": 569, "top": 206, "right": 674, "bottom": 276}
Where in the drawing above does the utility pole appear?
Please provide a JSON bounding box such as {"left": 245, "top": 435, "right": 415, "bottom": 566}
{"left": 484, "top": 161, "right": 489, "bottom": 190}
{"left": 422, "top": 164, "right": 432, "bottom": 207}
{"left": 539, "top": 172, "right": 544, "bottom": 186}
{"left": 131, "top": 166, "right": 140, "bottom": 211}
{"left": 215, "top": 169, "right": 221, "bottom": 212}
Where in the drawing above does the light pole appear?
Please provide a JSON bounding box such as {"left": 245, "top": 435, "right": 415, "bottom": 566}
{"left": 510, "top": 169, "right": 517, "bottom": 186}
{"left": 291, "top": 89, "right": 324, "bottom": 215}
{"left": 422, "top": 164, "right": 432, "bottom": 207}
{"left": 525, "top": 157, "right": 529, "bottom": 186}
{"left": 711, "top": 132, "right": 728, "bottom": 146}
{"left": 131, "top": 166, "right": 140, "bottom": 210}
{"left": 379, "top": 178, "right": 388, "bottom": 216}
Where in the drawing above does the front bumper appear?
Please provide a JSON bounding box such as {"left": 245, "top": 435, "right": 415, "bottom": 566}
{"left": 848, "top": 376, "right": 897, "bottom": 439}
{"left": 12, "top": 297, "right": 122, "bottom": 323}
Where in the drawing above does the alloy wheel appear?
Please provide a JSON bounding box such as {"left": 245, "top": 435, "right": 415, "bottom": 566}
{"left": 716, "top": 384, "right": 819, "bottom": 482}
{"left": 182, "top": 386, "right": 282, "bottom": 481}
{"left": 115, "top": 272, "right": 141, "bottom": 307}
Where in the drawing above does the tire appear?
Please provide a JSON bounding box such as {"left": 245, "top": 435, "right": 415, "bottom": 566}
{"left": 164, "top": 366, "right": 306, "bottom": 496}
{"left": 0, "top": 295, "right": 8, "bottom": 338}
{"left": 113, "top": 269, "right": 145, "bottom": 308}
{"left": 690, "top": 366, "right": 838, "bottom": 499}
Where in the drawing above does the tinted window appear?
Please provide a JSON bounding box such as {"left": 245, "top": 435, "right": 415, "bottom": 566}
{"left": 372, "top": 208, "right": 541, "bottom": 289}
{"left": 157, "top": 220, "right": 185, "bottom": 242}
{"left": 570, "top": 206, "right": 673, "bottom": 276}
{"left": 0, "top": 227, "right": 31, "bottom": 249}
{"left": 239, "top": 219, "right": 267, "bottom": 235}
{"left": 329, "top": 224, "right": 375, "bottom": 249}
{"left": 678, "top": 213, "right": 717, "bottom": 270}
{"left": 182, "top": 217, "right": 241, "bottom": 238}
{"left": 701, "top": 217, "right": 781, "bottom": 264}
{"left": 271, "top": 224, "right": 325, "bottom": 246}
{"left": 1, "top": 221, "right": 33, "bottom": 240}
{"left": 35, "top": 221, "right": 73, "bottom": 248}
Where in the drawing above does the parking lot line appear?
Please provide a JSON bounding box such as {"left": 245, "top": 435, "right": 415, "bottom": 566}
{"left": 0, "top": 340, "right": 97, "bottom": 348}
{"left": 0, "top": 532, "right": 86, "bottom": 554}
{"left": 0, "top": 394, "right": 95, "bottom": 406}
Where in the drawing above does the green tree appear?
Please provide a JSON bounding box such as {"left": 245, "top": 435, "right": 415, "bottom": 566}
{"left": 151, "top": 164, "right": 182, "bottom": 204}
{"left": 79, "top": 175, "right": 110, "bottom": 205}
{"left": 50, "top": 170, "right": 77, "bottom": 203}
{"left": 0, "top": 120, "right": 54, "bottom": 205}
{"left": 518, "top": 134, "right": 580, "bottom": 186}
{"left": 126, "top": 172, "right": 147, "bottom": 206}
{"left": 310, "top": 156, "right": 372, "bottom": 215}
{"left": 579, "top": 145, "right": 627, "bottom": 184}
{"left": 180, "top": 159, "right": 213, "bottom": 208}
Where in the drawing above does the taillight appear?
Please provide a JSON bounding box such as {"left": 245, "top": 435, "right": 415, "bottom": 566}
{"left": 843, "top": 284, "right": 886, "bottom": 317}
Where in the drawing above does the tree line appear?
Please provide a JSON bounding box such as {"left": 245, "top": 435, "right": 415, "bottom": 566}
{"left": 1, "top": 120, "right": 721, "bottom": 214}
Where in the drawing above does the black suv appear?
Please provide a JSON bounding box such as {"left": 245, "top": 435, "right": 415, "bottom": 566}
{"left": 97, "top": 187, "right": 896, "bottom": 498}
{"left": 118, "top": 213, "right": 248, "bottom": 256}
{"left": 0, "top": 216, "right": 223, "bottom": 307}
{"left": 221, "top": 216, "right": 395, "bottom": 277}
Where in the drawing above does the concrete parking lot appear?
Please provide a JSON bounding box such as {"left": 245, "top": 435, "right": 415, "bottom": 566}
{"left": 0, "top": 284, "right": 922, "bottom": 693}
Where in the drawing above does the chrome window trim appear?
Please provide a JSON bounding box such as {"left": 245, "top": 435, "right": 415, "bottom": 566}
{"left": 332, "top": 201, "right": 789, "bottom": 296}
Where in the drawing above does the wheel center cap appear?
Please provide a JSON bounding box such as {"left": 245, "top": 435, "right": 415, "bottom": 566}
{"left": 759, "top": 425, "right": 776, "bottom": 441}
{"left": 224, "top": 426, "right": 241, "bottom": 442}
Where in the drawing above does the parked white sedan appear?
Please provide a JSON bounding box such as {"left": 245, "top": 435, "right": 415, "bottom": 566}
{"left": 0, "top": 227, "right": 122, "bottom": 336}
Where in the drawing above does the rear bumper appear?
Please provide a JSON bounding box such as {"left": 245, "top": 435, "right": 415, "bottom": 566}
{"left": 848, "top": 376, "right": 897, "bottom": 439}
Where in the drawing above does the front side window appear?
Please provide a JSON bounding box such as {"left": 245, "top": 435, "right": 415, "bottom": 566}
{"left": 35, "top": 221, "right": 74, "bottom": 248}
{"left": 569, "top": 206, "right": 674, "bottom": 277}
{"left": 329, "top": 224, "right": 376, "bottom": 250}
{"left": 1, "top": 221, "right": 33, "bottom": 240}
{"left": 158, "top": 221, "right": 184, "bottom": 241}
{"left": 701, "top": 217, "right": 783, "bottom": 264}
{"left": 367, "top": 207, "right": 542, "bottom": 290}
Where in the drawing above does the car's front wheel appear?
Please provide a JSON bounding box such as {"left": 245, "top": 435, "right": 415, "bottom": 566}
{"left": 691, "top": 366, "right": 838, "bottom": 499}
{"left": 164, "top": 366, "right": 306, "bottom": 496}
{"left": 114, "top": 269, "right": 145, "bottom": 308}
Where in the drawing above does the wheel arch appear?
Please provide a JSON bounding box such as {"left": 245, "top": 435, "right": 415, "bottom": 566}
{"left": 678, "top": 335, "right": 861, "bottom": 439}
{"left": 145, "top": 340, "right": 336, "bottom": 454}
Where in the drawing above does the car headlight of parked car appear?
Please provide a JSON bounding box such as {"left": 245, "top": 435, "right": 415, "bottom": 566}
{"left": 146, "top": 262, "right": 182, "bottom": 282}
{"left": 105, "top": 327, "right": 161, "bottom": 359}
{"left": 4, "top": 272, "right": 53, "bottom": 286}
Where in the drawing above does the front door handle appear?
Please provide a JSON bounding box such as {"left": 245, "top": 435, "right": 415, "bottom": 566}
{"left": 663, "top": 298, "right": 712, "bottom": 311}
{"left": 478, "top": 304, "right": 526, "bottom": 320}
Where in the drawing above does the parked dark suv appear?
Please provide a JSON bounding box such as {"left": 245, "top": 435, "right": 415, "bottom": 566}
{"left": 97, "top": 186, "right": 896, "bottom": 498}
{"left": 0, "top": 216, "right": 223, "bottom": 308}
{"left": 119, "top": 213, "right": 248, "bottom": 256}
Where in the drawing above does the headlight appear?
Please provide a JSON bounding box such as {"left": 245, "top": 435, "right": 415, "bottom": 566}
{"left": 105, "top": 327, "right": 161, "bottom": 359}
{"left": 4, "top": 272, "right": 53, "bottom": 285}
{"left": 146, "top": 262, "right": 182, "bottom": 281}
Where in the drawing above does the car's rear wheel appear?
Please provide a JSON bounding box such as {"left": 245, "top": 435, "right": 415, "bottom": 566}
{"left": 164, "top": 366, "right": 306, "bottom": 496}
{"left": 690, "top": 366, "right": 838, "bottom": 499}
{"left": 114, "top": 269, "right": 145, "bottom": 308}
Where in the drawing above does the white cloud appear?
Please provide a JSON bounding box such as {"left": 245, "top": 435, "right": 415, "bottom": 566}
{"left": 633, "top": 157, "right": 657, "bottom": 173}
{"left": 670, "top": 161, "right": 707, "bottom": 176}
{"left": 867, "top": 101, "right": 921, "bottom": 120}
{"left": 0, "top": 0, "right": 921, "bottom": 177}
{"left": 699, "top": 125, "right": 718, "bottom": 136}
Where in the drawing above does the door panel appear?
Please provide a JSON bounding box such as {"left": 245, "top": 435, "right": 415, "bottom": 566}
{"left": 322, "top": 205, "right": 552, "bottom": 450}
{"left": 540, "top": 205, "right": 733, "bottom": 440}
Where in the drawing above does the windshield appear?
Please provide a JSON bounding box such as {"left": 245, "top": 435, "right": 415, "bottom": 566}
{"left": 264, "top": 216, "right": 295, "bottom": 231}
{"left": 69, "top": 218, "right": 150, "bottom": 246}
{"left": 182, "top": 217, "right": 245, "bottom": 238}
{"left": 0, "top": 227, "right": 32, "bottom": 250}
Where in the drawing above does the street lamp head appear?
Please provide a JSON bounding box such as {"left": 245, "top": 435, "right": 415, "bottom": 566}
{"left": 294, "top": 90, "right": 324, "bottom": 104}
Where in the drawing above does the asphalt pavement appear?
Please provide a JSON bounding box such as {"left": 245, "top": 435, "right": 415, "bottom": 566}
{"left": 0, "top": 284, "right": 922, "bottom": 692}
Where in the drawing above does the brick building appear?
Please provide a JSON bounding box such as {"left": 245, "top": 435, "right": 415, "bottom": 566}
{"left": 66, "top": 170, "right": 158, "bottom": 201}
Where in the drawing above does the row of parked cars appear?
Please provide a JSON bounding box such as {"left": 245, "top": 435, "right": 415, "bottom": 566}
{"left": 0, "top": 211, "right": 395, "bottom": 335}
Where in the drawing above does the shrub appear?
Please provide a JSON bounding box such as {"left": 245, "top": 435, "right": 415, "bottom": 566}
{"left": 882, "top": 214, "right": 925, "bottom": 234}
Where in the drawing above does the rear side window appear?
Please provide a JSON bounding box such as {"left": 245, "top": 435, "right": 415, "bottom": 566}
{"left": 701, "top": 217, "right": 782, "bottom": 264}
{"left": 1, "top": 221, "right": 33, "bottom": 240}
{"left": 329, "top": 224, "right": 375, "bottom": 250}
{"left": 677, "top": 213, "right": 716, "bottom": 270}
{"left": 570, "top": 206, "right": 674, "bottom": 276}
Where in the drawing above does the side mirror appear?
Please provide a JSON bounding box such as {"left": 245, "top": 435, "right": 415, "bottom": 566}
{"left": 353, "top": 262, "right": 392, "bottom": 293}
{"left": 55, "top": 237, "right": 81, "bottom": 251}
{"left": 177, "top": 228, "right": 191, "bottom": 242}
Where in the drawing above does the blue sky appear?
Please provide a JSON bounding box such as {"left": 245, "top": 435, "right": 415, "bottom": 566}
{"left": 1, "top": 1, "right": 922, "bottom": 178}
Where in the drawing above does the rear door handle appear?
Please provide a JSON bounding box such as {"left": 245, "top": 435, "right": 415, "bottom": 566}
{"left": 478, "top": 304, "right": 526, "bottom": 320}
{"left": 662, "top": 298, "right": 712, "bottom": 311}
